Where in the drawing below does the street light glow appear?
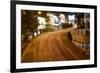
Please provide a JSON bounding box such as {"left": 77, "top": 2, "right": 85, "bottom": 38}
{"left": 38, "top": 11, "right": 42, "bottom": 15}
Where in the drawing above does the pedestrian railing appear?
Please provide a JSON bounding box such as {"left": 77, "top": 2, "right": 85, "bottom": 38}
{"left": 70, "top": 29, "right": 90, "bottom": 50}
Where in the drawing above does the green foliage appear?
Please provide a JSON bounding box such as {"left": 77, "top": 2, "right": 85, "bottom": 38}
{"left": 44, "top": 24, "right": 55, "bottom": 32}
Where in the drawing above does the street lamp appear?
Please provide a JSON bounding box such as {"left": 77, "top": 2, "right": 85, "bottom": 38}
{"left": 38, "top": 11, "right": 42, "bottom": 15}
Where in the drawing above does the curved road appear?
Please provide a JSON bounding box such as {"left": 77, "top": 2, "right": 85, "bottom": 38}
{"left": 22, "top": 27, "right": 89, "bottom": 63}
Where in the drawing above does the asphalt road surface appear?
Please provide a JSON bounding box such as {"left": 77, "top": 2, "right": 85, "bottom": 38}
{"left": 22, "top": 27, "right": 89, "bottom": 63}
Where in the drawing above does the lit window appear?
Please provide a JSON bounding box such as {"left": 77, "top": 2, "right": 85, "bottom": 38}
{"left": 68, "top": 15, "right": 75, "bottom": 24}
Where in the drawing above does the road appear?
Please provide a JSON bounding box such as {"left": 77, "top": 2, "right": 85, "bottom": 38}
{"left": 22, "top": 27, "right": 89, "bottom": 63}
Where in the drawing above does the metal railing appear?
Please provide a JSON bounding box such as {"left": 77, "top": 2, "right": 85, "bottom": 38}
{"left": 71, "top": 29, "right": 90, "bottom": 36}
{"left": 70, "top": 29, "right": 90, "bottom": 50}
